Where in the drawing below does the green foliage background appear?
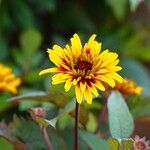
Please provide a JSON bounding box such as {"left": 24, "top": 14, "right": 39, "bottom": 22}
{"left": 0, "top": 0, "right": 150, "bottom": 149}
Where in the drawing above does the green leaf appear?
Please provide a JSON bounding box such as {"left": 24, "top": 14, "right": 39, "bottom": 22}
{"left": 106, "top": 0, "right": 128, "bottom": 20}
{"left": 79, "top": 130, "right": 109, "bottom": 150}
{"left": 0, "top": 138, "right": 14, "bottom": 150}
{"left": 107, "top": 138, "right": 120, "bottom": 150}
{"left": 86, "top": 113, "right": 97, "bottom": 132}
{"left": 20, "top": 28, "right": 42, "bottom": 55}
{"left": 128, "top": 96, "right": 150, "bottom": 117}
{"left": 0, "top": 36, "right": 8, "bottom": 60}
{"left": 10, "top": 116, "right": 67, "bottom": 150}
{"left": 123, "top": 32, "right": 150, "bottom": 61}
{"left": 121, "top": 138, "right": 134, "bottom": 150}
{"left": 0, "top": 95, "right": 10, "bottom": 111}
{"left": 11, "top": 0, "right": 35, "bottom": 28}
{"left": 108, "top": 138, "right": 134, "bottom": 150}
{"left": 8, "top": 91, "right": 71, "bottom": 108}
{"left": 35, "top": 0, "right": 56, "bottom": 12}
{"left": 108, "top": 91, "right": 134, "bottom": 138}
{"left": 19, "top": 100, "right": 41, "bottom": 111}
{"left": 23, "top": 69, "right": 43, "bottom": 83}
{"left": 121, "top": 57, "right": 150, "bottom": 97}
{"left": 35, "top": 117, "right": 57, "bottom": 128}
{"left": 129, "top": 0, "right": 143, "bottom": 11}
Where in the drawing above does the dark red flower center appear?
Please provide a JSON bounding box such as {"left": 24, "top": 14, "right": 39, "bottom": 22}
{"left": 135, "top": 141, "right": 146, "bottom": 150}
{"left": 74, "top": 60, "right": 92, "bottom": 72}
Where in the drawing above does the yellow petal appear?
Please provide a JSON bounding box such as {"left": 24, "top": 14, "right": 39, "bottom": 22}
{"left": 52, "top": 73, "right": 69, "bottom": 84}
{"left": 99, "top": 75, "right": 116, "bottom": 87}
{"left": 39, "top": 68, "right": 58, "bottom": 76}
{"left": 71, "top": 33, "right": 82, "bottom": 57}
{"left": 84, "top": 87, "right": 92, "bottom": 104}
{"left": 75, "top": 85, "right": 83, "bottom": 104}
{"left": 87, "top": 34, "right": 96, "bottom": 44}
{"left": 98, "top": 49, "right": 109, "bottom": 59}
{"left": 95, "top": 69, "right": 108, "bottom": 74}
{"left": 47, "top": 50, "right": 62, "bottom": 66}
{"left": 85, "top": 34, "right": 101, "bottom": 57}
{"left": 110, "top": 66, "right": 122, "bottom": 72}
{"left": 80, "top": 81, "right": 86, "bottom": 93}
{"left": 52, "top": 45, "right": 64, "bottom": 55}
{"left": 64, "top": 79, "right": 72, "bottom": 92}
{"left": 95, "top": 80, "right": 105, "bottom": 91}
{"left": 110, "top": 73, "right": 123, "bottom": 83}
{"left": 90, "top": 85, "right": 99, "bottom": 96}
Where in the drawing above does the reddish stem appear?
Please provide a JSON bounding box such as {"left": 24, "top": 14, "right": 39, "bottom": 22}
{"left": 74, "top": 101, "right": 80, "bottom": 150}
{"left": 40, "top": 126, "right": 53, "bottom": 150}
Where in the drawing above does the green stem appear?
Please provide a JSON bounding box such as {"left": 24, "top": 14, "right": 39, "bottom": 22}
{"left": 74, "top": 101, "right": 80, "bottom": 150}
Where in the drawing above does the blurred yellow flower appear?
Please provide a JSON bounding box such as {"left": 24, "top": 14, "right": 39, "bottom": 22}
{"left": 39, "top": 34, "right": 123, "bottom": 104}
{"left": 114, "top": 78, "right": 143, "bottom": 95}
{"left": 0, "top": 64, "right": 21, "bottom": 94}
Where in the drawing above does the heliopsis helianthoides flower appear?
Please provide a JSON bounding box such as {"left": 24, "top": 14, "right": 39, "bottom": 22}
{"left": 133, "top": 135, "right": 150, "bottom": 150}
{"left": 39, "top": 34, "right": 123, "bottom": 104}
{"left": 114, "top": 78, "right": 143, "bottom": 95}
{"left": 0, "top": 64, "right": 21, "bottom": 94}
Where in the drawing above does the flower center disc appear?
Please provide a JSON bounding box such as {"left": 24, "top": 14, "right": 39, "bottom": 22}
{"left": 74, "top": 60, "right": 92, "bottom": 72}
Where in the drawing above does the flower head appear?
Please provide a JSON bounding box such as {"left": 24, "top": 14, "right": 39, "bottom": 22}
{"left": 39, "top": 34, "right": 123, "bottom": 104}
{"left": 133, "top": 135, "right": 150, "bottom": 150}
{"left": 0, "top": 64, "right": 21, "bottom": 94}
{"left": 114, "top": 78, "right": 143, "bottom": 95}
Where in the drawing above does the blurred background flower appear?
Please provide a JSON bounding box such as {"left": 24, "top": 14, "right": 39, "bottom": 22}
{"left": 0, "top": 63, "right": 21, "bottom": 94}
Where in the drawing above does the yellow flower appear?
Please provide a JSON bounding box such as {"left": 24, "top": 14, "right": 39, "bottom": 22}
{"left": 0, "top": 64, "right": 21, "bottom": 94}
{"left": 114, "top": 78, "right": 143, "bottom": 95}
{"left": 39, "top": 34, "right": 123, "bottom": 104}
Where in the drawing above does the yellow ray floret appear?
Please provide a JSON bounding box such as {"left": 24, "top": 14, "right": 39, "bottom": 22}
{"left": 39, "top": 33, "right": 123, "bottom": 104}
{"left": 0, "top": 64, "right": 21, "bottom": 94}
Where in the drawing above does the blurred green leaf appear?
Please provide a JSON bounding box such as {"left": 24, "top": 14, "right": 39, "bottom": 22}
{"left": 8, "top": 91, "right": 71, "bottom": 108}
{"left": 121, "top": 57, "right": 150, "bottom": 96}
{"left": 0, "top": 121, "right": 26, "bottom": 150}
{"left": 108, "top": 91, "right": 134, "bottom": 138}
{"left": 0, "top": 138, "right": 14, "bottom": 150}
{"left": 11, "top": 0, "right": 35, "bottom": 28}
{"left": 0, "top": 6, "right": 11, "bottom": 30}
{"left": 19, "top": 100, "right": 40, "bottom": 111}
{"left": 0, "top": 36, "right": 8, "bottom": 60}
{"left": 108, "top": 138, "right": 134, "bottom": 150}
{"left": 10, "top": 115, "right": 67, "bottom": 150}
{"left": 34, "top": 0, "right": 57, "bottom": 12}
{"left": 108, "top": 138, "right": 120, "bottom": 150}
{"left": 106, "top": 0, "right": 128, "bottom": 20}
{"left": 24, "top": 69, "right": 42, "bottom": 83}
{"left": 86, "top": 113, "right": 97, "bottom": 132}
{"left": 0, "top": 94, "right": 10, "bottom": 111}
{"left": 35, "top": 117, "right": 57, "bottom": 128}
{"left": 128, "top": 96, "right": 150, "bottom": 117}
{"left": 12, "top": 47, "right": 27, "bottom": 70}
{"left": 57, "top": 114, "right": 73, "bottom": 130}
{"left": 20, "top": 28, "right": 42, "bottom": 55}
{"left": 124, "top": 31, "right": 150, "bottom": 61}
{"left": 10, "top": 116, "right": 47, "bottom": 149}
{"left": 53, "top": 2, "right": 95, "bottom": 32}
{"left": 121, "top": 138, "right": 134, "bottom": 150}
{"left": 79, "top": 130, "right": 109, "bottom": 150}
